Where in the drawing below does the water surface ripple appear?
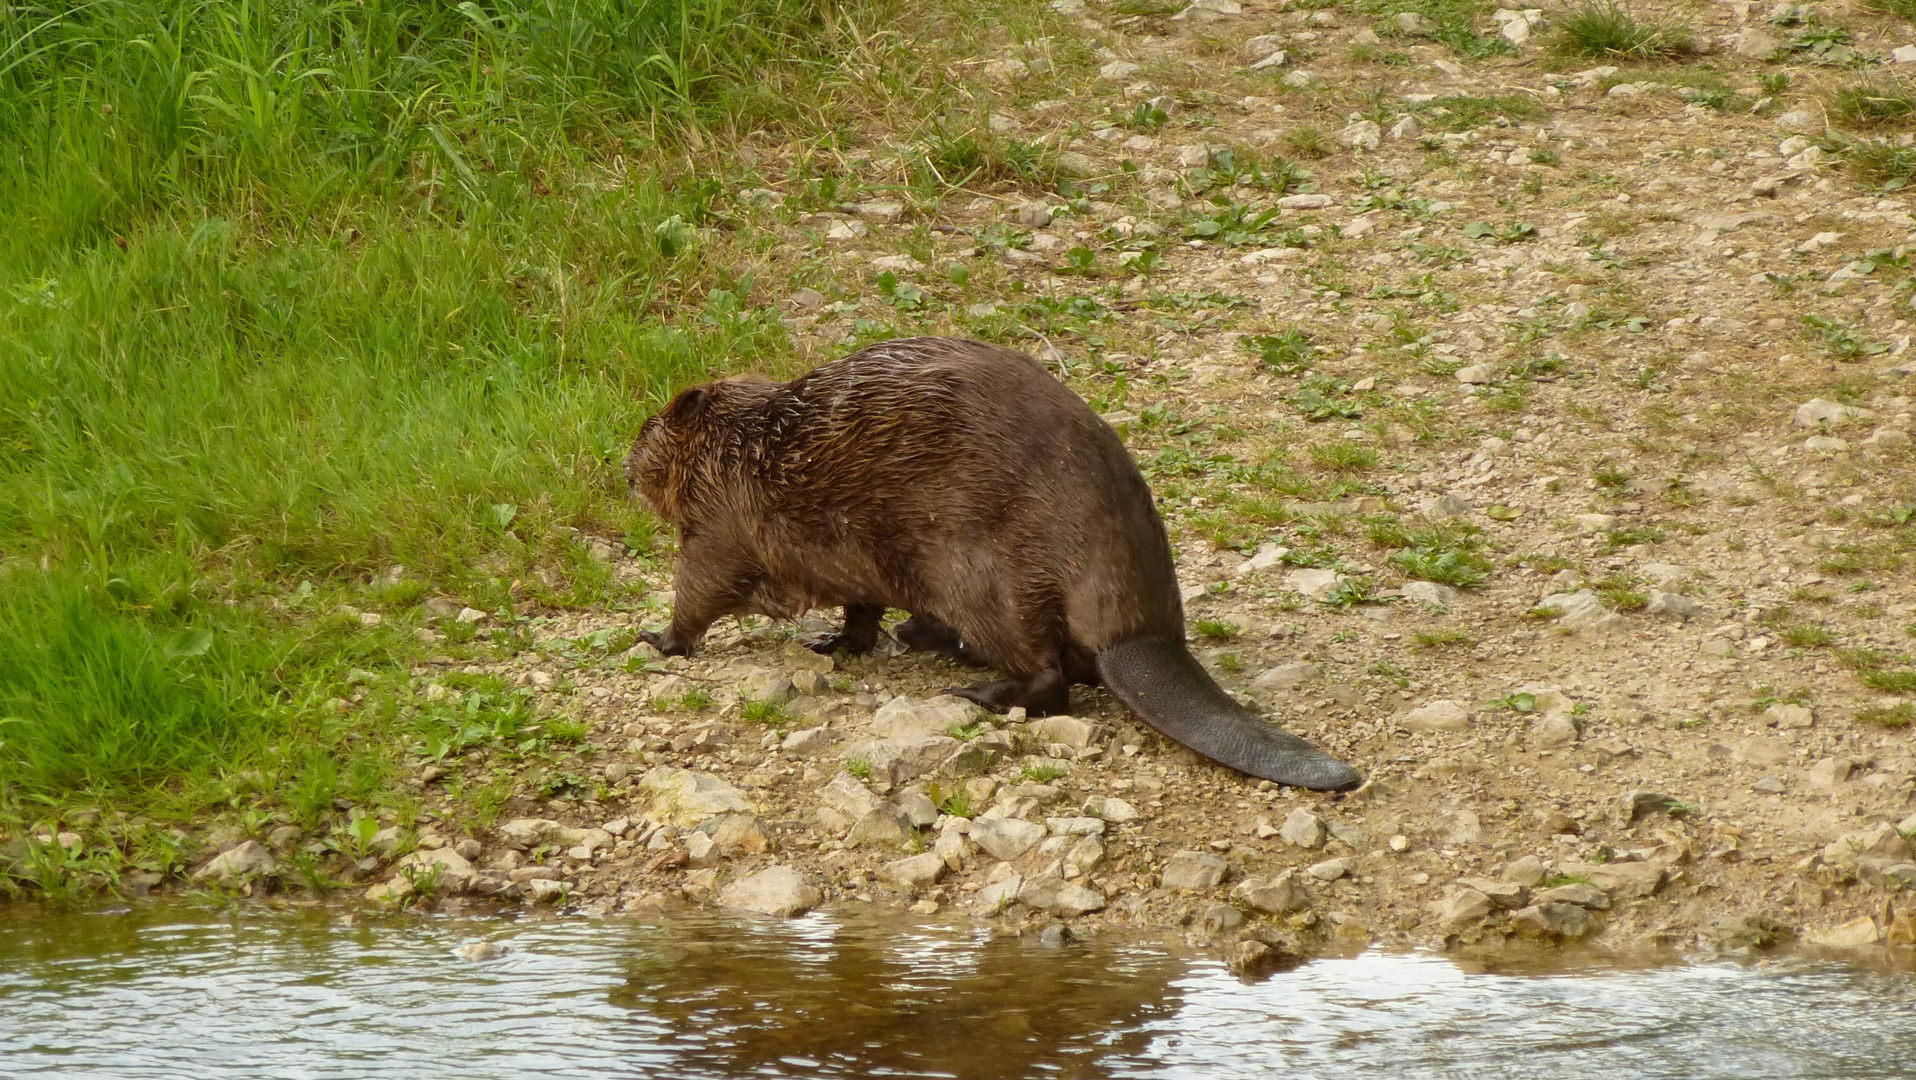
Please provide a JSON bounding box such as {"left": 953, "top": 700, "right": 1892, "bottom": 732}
{"left": 2, "top": 905, "right": 1912, "bottom": 1079}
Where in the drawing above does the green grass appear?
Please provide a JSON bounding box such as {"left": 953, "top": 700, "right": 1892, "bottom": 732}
{"left": 1855, "top": 701, "right": 1914, "bottom": 728}
{"left": 1551, "top": 0, "right": 1694, "bottom": 60}
{"left": 1412, "top": 628, "right": 1476, "bottom": 649}
{"left": 1020, "top": 761, "right": 1069, "bottom": 782}
{"left": 1830, "top": 80, "right": 1916, "bottom": 127}
{"left": 0, "top": 0, "right": 881, "bottom": 895}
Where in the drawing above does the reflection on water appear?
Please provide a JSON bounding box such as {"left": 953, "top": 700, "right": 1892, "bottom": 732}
{"left": 2, "top": 903, "right": 1914, "bottom": 1080}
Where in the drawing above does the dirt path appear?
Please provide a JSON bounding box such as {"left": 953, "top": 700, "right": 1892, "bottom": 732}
{"left": 221, "top": 0, "right": 1916, "bottom": 963}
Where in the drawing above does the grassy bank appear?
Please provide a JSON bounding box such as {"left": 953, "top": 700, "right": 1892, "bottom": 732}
{"left": 0, "top": 0, "right": 861, "bottom": 895}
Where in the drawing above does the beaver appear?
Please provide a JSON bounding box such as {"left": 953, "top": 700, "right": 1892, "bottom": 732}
{"left": 624, "top": 336, "right": 1361, "bottom": 791}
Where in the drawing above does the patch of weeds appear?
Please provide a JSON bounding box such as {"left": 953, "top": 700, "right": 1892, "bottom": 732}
{"left": 1370, "top": 519, "right": 1493, "bottom": 587}
{"left": 1185, "top": 201, "right": 1292, "bottom": 247}
{"left": 1309, "top": 441, "right": 1380, "bottom": 472}
{"left": 1415, "top": 94, "right": 1540, "bottom": 132}
{"left": 1320, "top": 578, "right": 1386, "bottom": 611}
{"left": 1290, "top": 377, "right": 1366, "bottom": 421}
{"left": 1247, "top": 328, "right": 1318, "bottom": 375}
{"left": 1781, "top": 622, "right": 1837, "bottom": 648}
{"left": 1021, "top": 761, "right": 1069, "bottom": 783}
{"left": 1216, "top": 653, "right": 1243, "bottom": 673}
{"left": 1462, "top": 221, "right": 1537, "bottom": 243}
{"left": 1553, "top": 0, "right": 1694, "bottom": 59}
{"left": 1606, "top": 525, "right": 1665, "bottom": 548}
{"left": 875, "top": 271, "right": 925, "bottom": 311}
{"left": 1282, "top": 126, "right": 1331, "bottom": 159}
{"left": 1194, "top": 618, "right": 1242, "bottom": 640}
{"left": 1801, "top": 314, "right": 1889, "bottom": 360}
{"left": 1120, "top": 100, "right": 1170, "bottom": 132}
{"left": 847, "top": 757, "right": 872, "bottom": 780}
{"left": 1855, "top": 701, "right": 1915, "bottom": 727}
{"left": 1831, "top": 80, "right": 1916, "bottom": 126}
{"left": 1362, "top": 0, "right": 1518, "bottom": 59}
{"left": 544, "top": 718, "right": 589, "bottom": 744}
{"left": 664, "top": 688, "right": 715, "bottom": 712}
{"left": 1542, "top": 872, "right": 1593, "bottom": 887}
{"left": 1592, "top": 572, "right": 1648, "bottom": 611}
{"left": 934, "top": 788, "right": 973, "bottom": 818}
{"left": 1487, "top": 691, "right": 1539, "bottom": 713}
{"left": 1592, "top": 463, "right": 1633, "bottom": 491}
{"left": 947, "top": 723, "right": 985, "bottom": 742}
{"left": 1412, "top": 627, "right": 1476, "bottom": 649}
{"left": 1863, "top": 669, "right": 1916, "bottom": 693}
{"left": 1834, "top": 136, "right": 1916, "bottom": 190}
{"left": 740, "top": 698, "right": 787, "bottom": 725}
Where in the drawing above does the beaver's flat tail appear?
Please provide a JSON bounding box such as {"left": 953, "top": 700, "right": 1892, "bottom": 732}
{"left": 1097, "top": 637, "right": 1361, "bottom": 791}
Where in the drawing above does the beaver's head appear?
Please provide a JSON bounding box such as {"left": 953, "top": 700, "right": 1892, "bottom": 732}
{"left": 625, "top": 385, "right": 713, "bottom": 525}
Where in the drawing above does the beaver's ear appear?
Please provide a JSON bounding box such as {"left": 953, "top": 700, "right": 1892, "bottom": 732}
{"left": 663, "top": 386, "right": 708, "bottom": 423}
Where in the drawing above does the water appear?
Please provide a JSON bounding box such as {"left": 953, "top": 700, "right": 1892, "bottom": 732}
{"left": 3, "top": 903, "right": 1915, "bottom": 1080}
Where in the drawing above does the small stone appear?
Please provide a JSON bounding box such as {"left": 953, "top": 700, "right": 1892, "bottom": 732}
{"left": 1752, "top": 775, "right": 1788, "bottom": 794}
{"left": 881, "top": 852, "right": 947, "bottom": 891}
{"left": 1029, "top": 715, "right": 1102, "bottom": 748}
{"left": 1339, "top": 120, "right": 1382, "bottom": 152}
{"left": 1775, "top": 110, "right": 1820, "bottom": 134}
{"left": 1559, "top": 860, "right": 1662, "bottom": 898}
{"left": 1161, "top": 850, "right": 1230, "bottom": 890}
{"left": 1534, "top": 883, "right": 1610, "bottom": 909}
{"left": 1646, "top": 591, "right": 1702, "bottom": 622}
{"left": 1401, "top": 581, "right": 1459, "bottom": 607}
{"left": 1019, "top": 874, "right": 1107, "bottom": 916}
{"left": 1279, "top": 70, "right": 1323, "bottom": 90}
{"left": 1305, "top": 856, "right": 1352, "bottom": 881}
{"left": 701, "top": 813, "right": 774, "bottom": 855}
{"left": 1063, "top": 836, "right": 1105, "bottom": 878}
{"left": 846, "top": 805, "right": 914, "bottom": 849}
{"left": 456, "top": 606, "right": 487, "bottom": 625}
{"left": 1794, "top": 398, "right": 1873, "bottom": 428}
{"left": 718, "top": 866, "right": 821, "bottom": 917}
{"left": 1233, "top": 870, "right": 1310, "bottom": 914}
{"left": 1197, "top": 902, "right": 1246, "bottom": 936}
{"left": 1733, "top": 27, "right": 1780, "bottom": 59}
{"left": 1402, "top": 699, "right": 1471, "bottom": 733}
{"left": 969, "top": 817, "right": 1047, "bottom": 861}
{"left": 1278, "top": 808, "right": 1328, "bottom": 849}
{"left": 1045, "top": 816, "right": 1106, "bottom": 837}
{"left": 525, "top": 878, "right": 570, "bottom": 904}
{"left": 635, "top": 768, "right": 755, "bottom": 826}
{"left": 934, "top": 826, "right": 973, "bottom": 871}
{"left": 1454, "top": 364, "right": 1495, "bottom": 385}
{"left": 1439, "top": 809, "right": 1484, "bottom": 845}
{"left": 1763, "top": 703, "right": 1814, "bottom": 729}
{"left": 1459, "top": 878, "right": 1530, "bottom": 909}
{"left": 1084, "top": 795, "right": 1141, "bottom": 823}
{"left": 850, "top": 202, "right": 904, "bottom": 224}
{"left": 1501, "top": 855, "right": 1547, "bottom": 887}
{"left": 497, "top": 818, "right": 587, "bottom": 850}
{"left": 396, "top": 847, "right": 477, "bottom": 892}
{"left": 1804, "top": 435, "right": 1848, "bottom": 453}
{"left": 1012, "top": 200, "right": 1054, "bottom": 228}
{"left": 825, "top": 220, "right": 869, "bottom": 241}
{"left": 1809, "top": 756, "right": 1855, "bottom": 790}
{"left": 1804, "top": 916, "right": 1880, "bottom": 948}
{"left": 1276, "top": 193, "right": 1333, "bottom": 210}
{"left": 1897, "top": 44, "right": 1916, "bottom": 64}
{"left": 1254, "top": 663, "right": 1325, "bottom": 692}
{"left": 1388, "top": 114, "right": 1421, "bottom": 140}
{"left": 1432, "top": 888, "right": 1494, "bottom": 927}
{"left": 1099, "top": 60, "right": 1141, "bottom": 81}
{"left": 896, "top": 790, "right": 940, "bottom": 828}
{"left": 1512, "top": 903, "right": 1596, "bottom": 940}
{"left": 453, "top": 941, "right": 511, "bottom": 962}
{"left": 782, "top": 726, "right": 834, "bottom": 755}
{"left": 191, "top": 841, "right": 276, "bottom": 885}
{"left": 1531, "top": 715, "right": 1579, "bottom": 748}
{"left": 974, "top": 875, "right": 1025, "bottom": 913}
{"left": 871, "top": 695, "right": 978, "bottom": 739}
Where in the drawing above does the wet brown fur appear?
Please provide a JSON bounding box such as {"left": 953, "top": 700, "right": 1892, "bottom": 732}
{"left": 625, "top": 337, "right": 1178, "bottom": 710}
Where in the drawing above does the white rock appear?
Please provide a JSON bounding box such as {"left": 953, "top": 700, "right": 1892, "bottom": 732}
{"left": 1804, "top": 435, "right": 1848, "bottom": 453}
{"left": 1249, "top": 49, "right": 1289, "bottom": 70}
{"left": 1897, "top": 44, "right": 1916, "bottom": 64}
{"left": 1455, "top": 364, "right": 1495, "bottom": 384}
{"left": 1775, "top": 110, "right": 1821, "bottom": 134}
{"left": 1339, "top": 120, "right": 1382, "bottom": 152}
{"left": 881, "top": 852, "right": 947, "bottom": 891}
{"left": 718, "top": 866, "right": 821, "bottom": 916}
{"left": 1794, "top": 398, "right": 1873, "bottom": 428}
{"left": 1233, "top": 870, "right": 1309, "bottom": 913}
{"left": 1531, "top": 714, "right": 1579, "bottom": 748}
{"left": 1388, "top": 114, "right": 1421, "bottom": 140}
{"left": 969, "top": 817, "right": 1047, "bottom": 860}
{"left": 635, "top": 768, "right": 755, "bottom": 826}
{"left": 1401, "top": 581, "right": 1460, "bottom": 607}
{"left": 1278, "top": 808, "right": 1327, "bottom": 848}
{"left": 192, "top": 841, "right": 276, "bottom": 885}
{"left": 1084, "top": 795, "right": 1141, "bottom": 823}
{"left": 1402, "top": 700, "right": 1471, "bottom": 733}
{"left": 850, "top": 202, "right": 904, "bottom": 223}
{"left": 1161, "top": 850, "right": 1229, "bottom": 890}
{"left": 1284, "top": 567, "right": 1344, "bottom": 600}
{"left": 1018, "top": 874, "right": 1107, "bottom": 915}
{"left": 1099, "top": 60, "right": 1141, "bottom": 81}
{"left": 1280, "top": 70, "right": 1323, "bottom": 90}
{"left": 1253, "top": 663, "right": 1324, "bottom": 692}
{"left": 1734, "top": 27, "right": 1781, "bottom": 59}
{"left": 1276, "top": 193, "right": 1332, "bottom": 209}
{"left": 871, "top": 695, "right": 979, "bottom": 738}
{"left": 1646, "top": 591, "right": 1702, "bottom": 622}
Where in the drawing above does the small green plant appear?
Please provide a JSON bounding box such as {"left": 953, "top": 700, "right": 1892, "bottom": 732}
{"left": 1781, "top": 622, "right": 1837, "bottom": 648}
{"left": 1488, "top": 691, "right": 1539, "bottom": 713}
{"left": 947, "top": 723, "right": 986, "bottom": 741}
{"left": 933, "top": 786, "right": 973, "bottom": 818}
{"left": 1194, "top": 618, "right": 1242, "bottom": 640}
{"left": 1412, "top": 628, "right": 1476, "bottom": 649}
{"left": 1592, "top": 464, "right": 1634, "bottom": 490}
{"left": 1606, "top": 526, "right": 1664, "bottom": 548}
{"left": 1121, "top": 100, "right": 1170, "bottom": 132}
{"left": 1855, "top": 701, "right": 1915, "bottom": 727}
{"left": 847, "top": 757, "right": 872, "bottom": 780}
{"left": 1801, "top": 314, "right": 1889, "bottom": 360}
{"left": 1415, "top": 94, "right": 1540, "bottom": 132}
{"left": 1282, "top": 126, "right": 1330, "bottom": 158}
{"left": 1021, "top": 761, "right": 1069, "bottom": 783}
{"left": 1592, "top": 572, "right": 1648, "bottom": 612}
{"left": 1462, "top": 221, "right": 1536, "bottom": 243}
{"left": 1309, "top": 441, "right": 1380, "bottom": 472}
{"left": 740, "top": 698, "right": 787, "bottom": 725}
{"left": 1247, "top": 328, "right": 1318, "bottom": 375}
{"left": 1553, "top": 0, "right": 1693, "bottom": 60}
{"left": 1321, "top": 577, "right": 1383, "bottom": 611}
{"left": 544, "top": 718, "right": 589, "bottom": 744}
{"left": 1541, "top": 872, "right": 1592, "bottom": 887}
{"left": 1760, "top": 72, "right": 1793, "bottom": 94}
